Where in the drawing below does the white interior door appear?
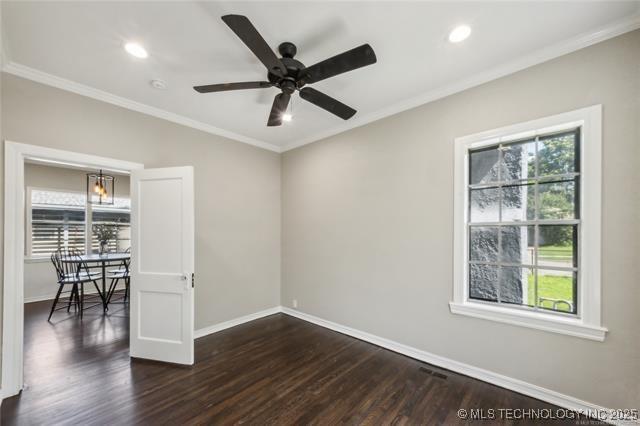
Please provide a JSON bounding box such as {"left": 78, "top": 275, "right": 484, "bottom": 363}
{"left": 130, "top": 166, "right": 194, "bottom": 364}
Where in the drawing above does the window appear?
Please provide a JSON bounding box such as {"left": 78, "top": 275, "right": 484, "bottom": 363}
{"left": 27, "top": 188, "right": 131, "bottom": 257}
{"left": 90, "top": 198, "right": 131, "bottom": 253}
{"left": 468, "top": 129, "right": 579, "bottom": 314}
{"left": 451, "top": 106, "right": 606, "bottom": 341}
{"left": 29, "top": 189, "right": 86, "bottom": 256}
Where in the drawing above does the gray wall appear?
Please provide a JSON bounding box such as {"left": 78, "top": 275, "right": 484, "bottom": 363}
{"left": 23, "top": 163, "right": 130, "bottom": 301}
{"left": 25, "top": 163, "right": 131, "bottom": 197}
{"left": 2, "top": 29, "right": 638, "bottom": 410}
{"left": 281, "top": 30, "right": 640, "bottom": 408}
{"left": 1, "top": 73, "right": 282, "bottom": 330}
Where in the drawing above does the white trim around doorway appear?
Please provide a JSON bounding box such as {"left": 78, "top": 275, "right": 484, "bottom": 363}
{"left": 2, "top": 141, "right": 144, "bottom": 399}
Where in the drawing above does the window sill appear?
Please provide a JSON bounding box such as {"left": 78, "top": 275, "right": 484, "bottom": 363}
{"left": 449, "top": 301, "right": 607, "bottom": 341}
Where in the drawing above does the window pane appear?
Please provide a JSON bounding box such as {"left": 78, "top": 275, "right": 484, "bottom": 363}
{"left": 31, "top": 189, "right": 86, "bottom": 207}
{"left": 500, "top": 226, "right": 534, "bottom": 264}
{"left": 93, "top": 210, "right": 130, "bottom": 223}
{"left": 538, "top": 132, "right": 578, "bottom": 176}
{"left": 535, "top": 269, "right": 576, "bottom": 314}
{"left": 538, "top": 179, "right": 576, "bottom": 220}
{"left": 469, "top": 188, "right": 499, "bottom": 222}
{"left": 31, "top": 220, "right": 86, "bottom": 255}
{"left": 499, "top": 266, "right": 533, "bottom": 306}
{"left": 469, "top": 264, "right": 498, "bottom": 302}
{"left": 538, "top": 225, "right": 576, "bottom": 269}
{"left": 500, "top": 140, "right": 535, "bottom": 181}
{"left": 32, "top": 207, "right": 85, "bottom": 222}
{"left": 469, "top": 147, "right": 500, "bottom": 184}
{"left": 466, "top": 129, "right": 581, "bottom": 317}
{"left": 469, "top": 227, "right": 498, "bottom": 262}
{"left": 91, "top": 208, "right": 131, "bottom": 253}
{"left": 500, "top": 184, "right": 534, "bottom": 222}
{"left": 31, "top": 192, "right": 86, "bottom": 256}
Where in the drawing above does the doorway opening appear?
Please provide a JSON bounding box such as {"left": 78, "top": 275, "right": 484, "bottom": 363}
{"left": 2, "top": 142, "right": 144, "bottom": 400}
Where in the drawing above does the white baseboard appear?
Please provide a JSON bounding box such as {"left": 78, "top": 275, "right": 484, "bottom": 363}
{"left": 194, "top": 306, "right": 282, "bottom": 339}
{"left": 24, "top": 289, "right": 102, "bottom": 304}
{"left": 281, "top": 307, "right": 628, "bottom": 424}
{"left": 25, "top": 295, "right": 56, "bottom": 304}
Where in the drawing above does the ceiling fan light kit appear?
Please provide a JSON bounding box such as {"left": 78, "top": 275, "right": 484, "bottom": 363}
{"left": 193, "top": 14, "right": 377, "bottom": 127}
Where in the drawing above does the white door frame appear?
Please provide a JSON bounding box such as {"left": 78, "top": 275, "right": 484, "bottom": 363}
{"left": 1, "top": 141, "right": 144, "bottom": 399}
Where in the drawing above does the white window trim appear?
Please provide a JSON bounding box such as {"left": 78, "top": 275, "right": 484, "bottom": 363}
{"left": 450, "top": 105, "right": 607, "bottom": 341}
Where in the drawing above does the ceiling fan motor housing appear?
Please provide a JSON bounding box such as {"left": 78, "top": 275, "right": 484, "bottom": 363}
{"left": 278, "top": 41, "right": 297, "bottom": 58}
{"left": 267, "top": 42, "right": 307, "bottom": 92}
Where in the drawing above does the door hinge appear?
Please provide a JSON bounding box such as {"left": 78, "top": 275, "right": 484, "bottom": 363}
{"left": 191, "top": 273, "right": 195, "bottom": 288}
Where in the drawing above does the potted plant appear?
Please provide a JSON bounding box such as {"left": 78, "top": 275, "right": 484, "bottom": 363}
{"left": 93, "top": 224, "right": 115, "bottom": 255}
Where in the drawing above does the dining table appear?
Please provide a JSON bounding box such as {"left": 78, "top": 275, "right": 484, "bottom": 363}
{"left": 61, "top": 252, "right": 130, "bottom": 309}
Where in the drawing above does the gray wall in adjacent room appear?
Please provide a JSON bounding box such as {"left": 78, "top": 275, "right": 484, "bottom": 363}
{"left": 23, "top": 163, "right": 130, "bottom": 302}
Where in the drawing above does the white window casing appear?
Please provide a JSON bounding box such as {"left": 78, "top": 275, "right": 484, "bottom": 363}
{"left": 450, "top": 105, "right": 606, "bottom": 341}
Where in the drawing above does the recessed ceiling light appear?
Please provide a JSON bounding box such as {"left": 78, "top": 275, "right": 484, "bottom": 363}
{"left": 448, "top": 25, "right": 471, "bottom": 43}
{"left": 150, "top": 79, "right": 167, "bottom": 89}
{"left": 124, "top": 42, "right": 148, "bottom": 58}
{"left": 282, "top": 113, "right": 293, "bottom": 122}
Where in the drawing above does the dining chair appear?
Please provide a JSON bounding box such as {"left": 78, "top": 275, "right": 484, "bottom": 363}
{"left": 106, "top": 247, "right": 131, "bottom": 305}
{"left": 49, "top": 251, "right": 79, "bottom": 319}
{"left": 49, "top": 248, "right": 104, "bottom": 320}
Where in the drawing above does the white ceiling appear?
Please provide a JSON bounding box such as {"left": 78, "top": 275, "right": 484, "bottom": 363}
{"left": 2, "top": 2, "right": 639, "bottom": 151}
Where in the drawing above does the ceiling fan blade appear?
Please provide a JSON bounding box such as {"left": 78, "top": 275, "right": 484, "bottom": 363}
{"left": 267, "top": 93, "right": 291, "bottom": 126}
{"left": 301, "top": 44, "right": 376, "bottom": 85}
{"left": 221, "top": 15, "right": 287, "bottom": 76}
{"left": 299, "top": 87, "right": 356, "bottom": 120}
{"left": 193, "top": 81, "right": 272, "bottom": 93}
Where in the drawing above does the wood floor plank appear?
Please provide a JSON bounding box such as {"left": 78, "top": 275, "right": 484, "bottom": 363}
{"left": 2, "top": 300, "right": 579, "bottom": 425}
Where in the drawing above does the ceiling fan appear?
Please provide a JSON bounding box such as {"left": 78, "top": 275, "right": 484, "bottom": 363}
{"left": 193, "top": 15, "right": 377, "bottom": 126}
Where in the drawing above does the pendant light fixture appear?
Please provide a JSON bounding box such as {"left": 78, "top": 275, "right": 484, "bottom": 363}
{"left": 86, "top": 169, "right": 114, "bottom": 205}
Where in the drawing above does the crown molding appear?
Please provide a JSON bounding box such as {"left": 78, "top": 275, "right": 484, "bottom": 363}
{"left": 1, "top": 62, "right": 282, "bottom": 153}
{"left": 280, "top": 12, "right": 640, "bottom": 152}
{"left": 2, "top": 12, "right": 638, "bottom": 154}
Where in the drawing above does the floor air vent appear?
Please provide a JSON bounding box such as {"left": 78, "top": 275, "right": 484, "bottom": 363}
{"left": 418, "top": 366, "right": 447, "bottom": 380}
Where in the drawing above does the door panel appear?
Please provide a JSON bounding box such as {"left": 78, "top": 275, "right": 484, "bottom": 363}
{"left": 130, "top": 166, "right": 194, "bottom": 365}
{"left": 139, "top": 291, "right": 183, "bottom": 343}
{"left": 138, "top": 178, "right": 183, "bottom": 273}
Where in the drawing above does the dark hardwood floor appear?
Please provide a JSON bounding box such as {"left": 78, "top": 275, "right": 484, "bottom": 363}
{"left": 2, "top": 300, "right": 574, "bottom": 425}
